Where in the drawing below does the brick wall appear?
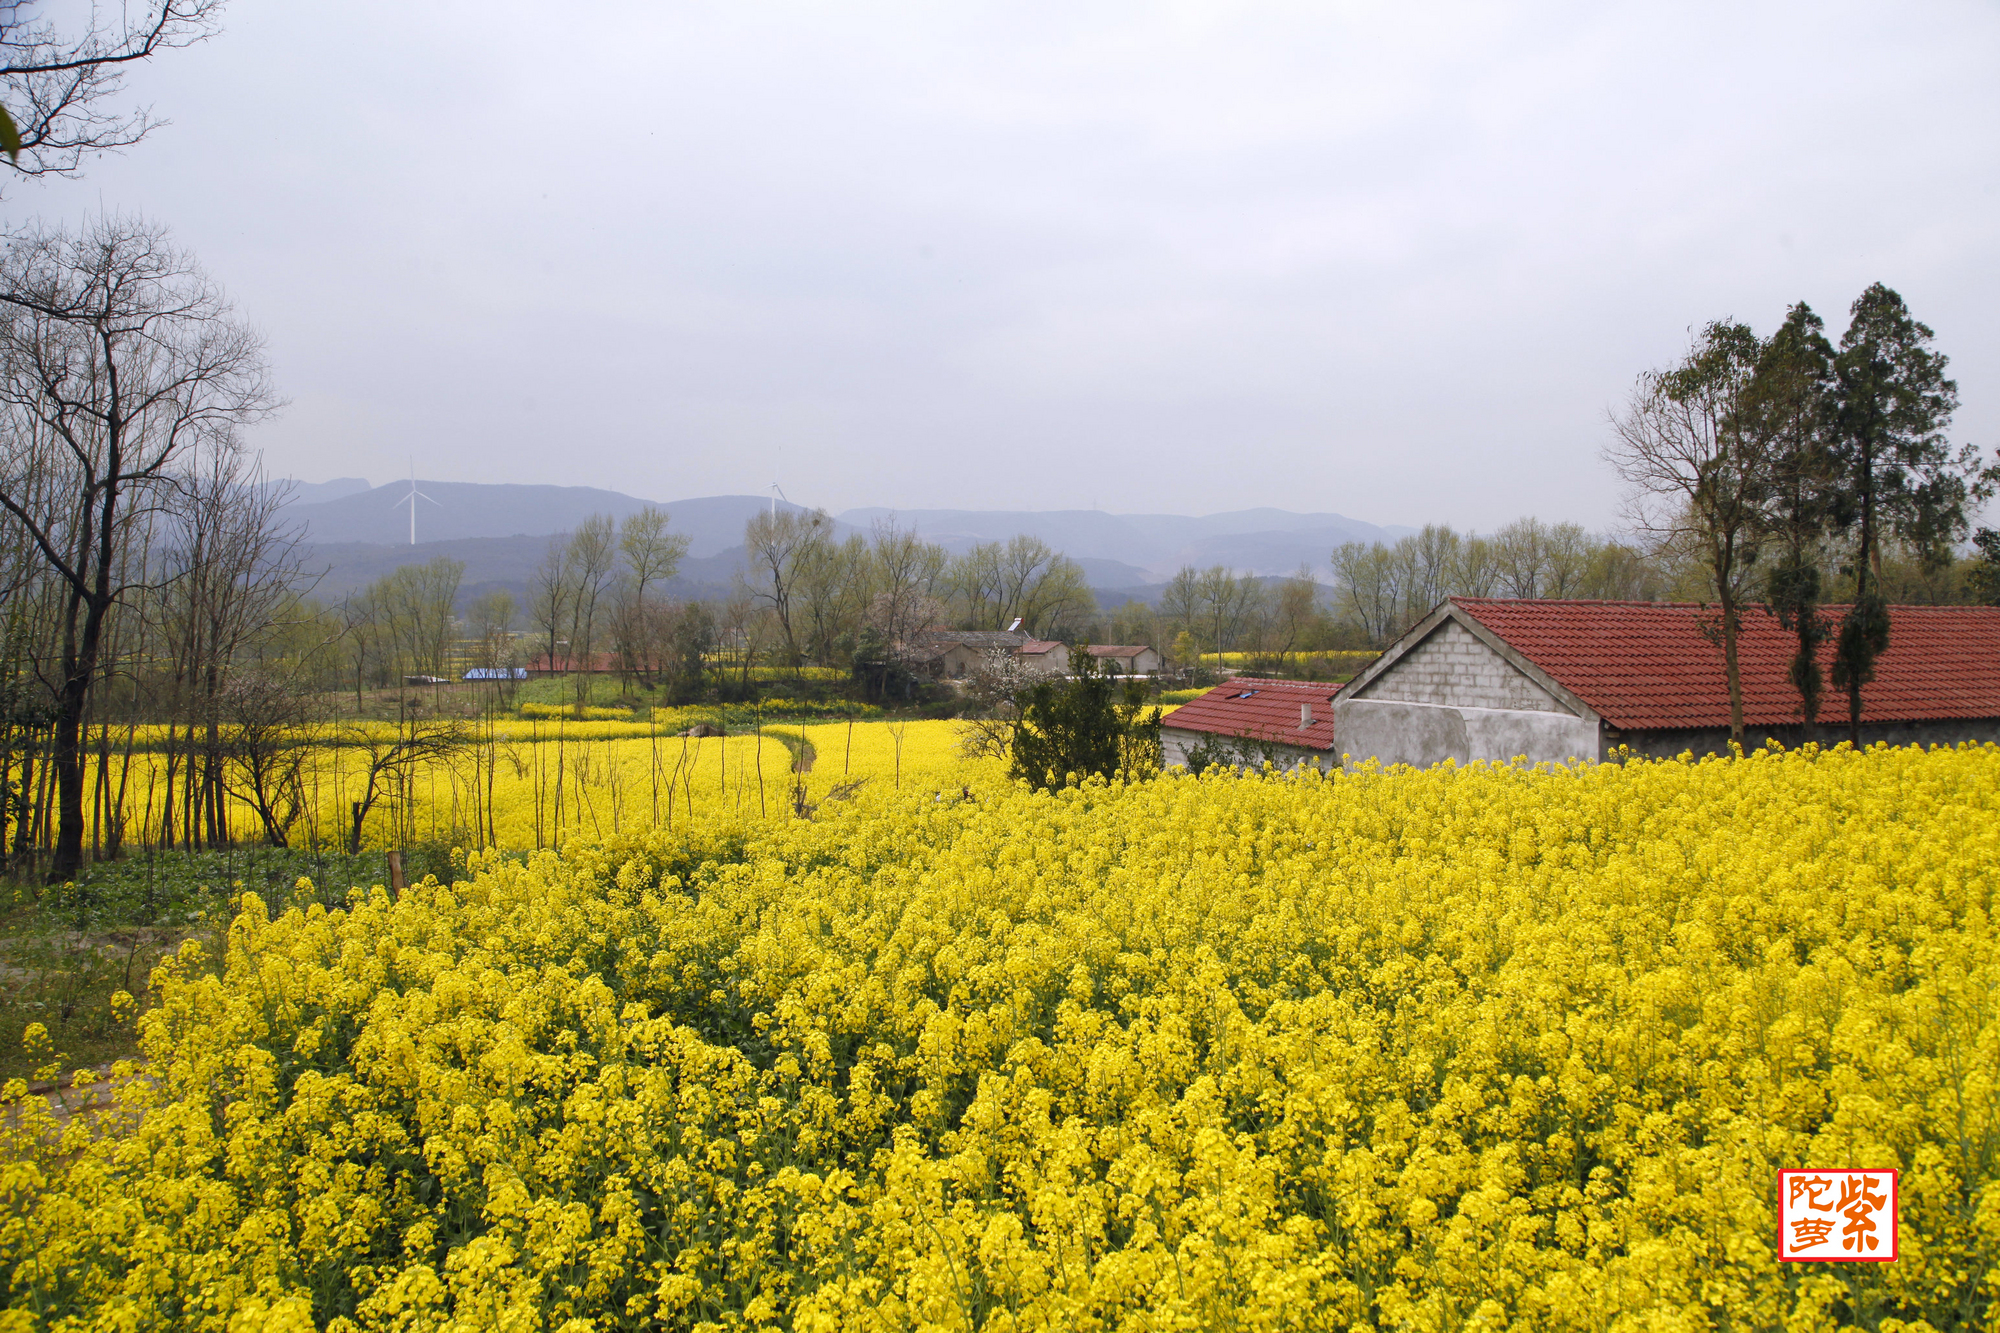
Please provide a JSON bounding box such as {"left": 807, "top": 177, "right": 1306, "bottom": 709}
{"left": 1353, "top": 618, "right": 1570, "bottom": 714}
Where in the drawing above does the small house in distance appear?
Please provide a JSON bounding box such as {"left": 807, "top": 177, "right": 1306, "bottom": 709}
{"left": 1161, "top": 677, "right": 1341, "bottom": 771}
{"left": 1087, "top": 644, "right": 1162, "bottom": 675}
{"left": 1017, "top": 640, "right": 1072, "bottom": 676}
{"left": 908, "top": 629, "right": 1030, "bottom": 679}
{"left": 1334, "top": 598, "right": 2000, "bottom": 769}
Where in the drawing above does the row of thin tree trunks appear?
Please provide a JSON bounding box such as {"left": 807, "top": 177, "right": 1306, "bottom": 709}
{"left": 1, "top": 713, "right": 827, "bottom": 875}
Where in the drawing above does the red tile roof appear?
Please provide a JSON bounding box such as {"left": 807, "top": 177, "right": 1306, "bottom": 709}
{"left": 1018, "top": 640, "right": 1066, "bottom": 656}
{"left": 1087, "top": 644, "right": 1152, "bottom": 657}
{"left": 1450, "top": 598, "right": 2000, "bottom": 730}
{"left": 1162, "top": 677, "right": 1340, "bottom": 751}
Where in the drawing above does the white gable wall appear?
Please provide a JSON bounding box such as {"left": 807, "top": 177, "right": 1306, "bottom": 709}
{"left": 1334, "top": 699, "right": 1599, "bottom": 769}
{"left": 1337, "top": 617, "right": 1600, "bottom": 769}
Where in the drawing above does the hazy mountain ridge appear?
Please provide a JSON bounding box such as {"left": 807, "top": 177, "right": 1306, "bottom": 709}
{"left": 284, "top": 481, "right": 1404, "bottom": 581}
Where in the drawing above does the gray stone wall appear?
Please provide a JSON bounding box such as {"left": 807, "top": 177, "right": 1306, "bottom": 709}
{"left": 1334, "top": 699, "right": 1600, "bottom": 770}
{"left": 1354, "top": 619, "right": 1567, "bottom": 713}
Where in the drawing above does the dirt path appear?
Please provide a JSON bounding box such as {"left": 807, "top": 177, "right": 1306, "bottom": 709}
{"left": 764, "top": 728, "right": 817, "bottom": 773}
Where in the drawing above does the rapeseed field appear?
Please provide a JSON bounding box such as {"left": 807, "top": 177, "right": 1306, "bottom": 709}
{"left": 79, "top": 720, "right": 980, "bottom": 852}
{"left": 4, "top": 743, "right": 1996, "bottom": 1330}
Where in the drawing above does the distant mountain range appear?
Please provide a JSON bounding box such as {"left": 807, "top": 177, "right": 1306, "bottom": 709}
{"left": 278, "top": 479, "right": 1410, "bottom": 608}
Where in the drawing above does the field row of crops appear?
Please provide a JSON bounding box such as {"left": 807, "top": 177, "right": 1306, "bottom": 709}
{"left": 54, "top": 720, "right": 982, "bottom": 854}
{"left": 4, "top": 742, "right": 1995, "bottom": 1329}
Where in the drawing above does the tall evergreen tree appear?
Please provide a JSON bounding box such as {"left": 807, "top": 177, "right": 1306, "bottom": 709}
{"left": 1827, "top": 285, "right": 1978, "bottom": 745}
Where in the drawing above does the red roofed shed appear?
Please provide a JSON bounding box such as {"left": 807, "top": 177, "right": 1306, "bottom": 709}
{"left": 1332, "top": 598, "right": 2000, "bottom": 768}
{"left": 1161, "top": 677, "right": 1341, "bottom": 771}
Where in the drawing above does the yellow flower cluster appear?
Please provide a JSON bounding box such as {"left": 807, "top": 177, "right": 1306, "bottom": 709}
{"left": 6, "top": 744, "right": 1997, "bottom": 1330}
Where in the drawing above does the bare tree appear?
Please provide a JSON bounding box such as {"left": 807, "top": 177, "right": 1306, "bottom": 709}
{"left": 384, "top": 555, "right": 461, "bottom": 678}
{"left": 1453, "top": 534, "right": 1500, "bottom": 597}
{"left": 1331, "top": 543, "right": 1399, "bottom": 644}
{"left": 619, "top": 506, "right": 688, "bottom": 604}
{"left": 795, "top": 531, "right": 872, "bottom": 665}
{"left": 1492, "top": 518, "right": 1552, "bottom": 598}
{"left": 150, "top": 448, "right": 304, "bottom": 849}
{"left": 1398, "top": 525, "right": 1460, "bottom": 620}
{"left": 529, "top": 535, "right": 569, "bottom": 671}
{"left": 612, "top": 505, "right": 688, "bottom": 681}
{"left": 218, "top": 668, "right": 316, "bottom": 847}
{"left": 741, "top": 506, "right": 832, "bottom": 667}
{"left": 864, "top": 519, "right": 948, "bottom": 663}
{"left": 0, "top": 1, "right": 225, "bottom": 188}
{"left": 1541, "top": 522, "right": 1593, "bottom": 598}
{"left": 1607, "top": 321, "right": 1771, "bottom": 743}
{"left": 0, "top": 217, "right": 273, "bottom": 879}
{"left": 1158, "top": 566, "right": 1202, "bottom": 645}
{"left": 1193, "top": 565, "right": 1262, "bottom": 656}
{"left": 468, "top": 589, "right": 516, "bottom": 669}
{"left": 340, "top": 719, "right": 471, "bottom": 854}
{"left": 871, "top": 519, "right": 947, "bottom": 621}
{"left": 564, "top": 514, "right": 617, "bottom": 710}
{"left": 1266, "top": 567, "right": 1321, "bottom": 657}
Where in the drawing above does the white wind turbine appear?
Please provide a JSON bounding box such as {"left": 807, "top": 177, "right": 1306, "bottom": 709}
{"left": 394, "top": 463, "right": 439, "bottom": 545}
{"left": 769, "top": 480, "right": 788, "bottom": 516}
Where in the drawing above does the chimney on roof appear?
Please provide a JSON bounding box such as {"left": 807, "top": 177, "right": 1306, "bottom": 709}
{"left": 1300, "top": 702, "right": 1313, "bottom": 729}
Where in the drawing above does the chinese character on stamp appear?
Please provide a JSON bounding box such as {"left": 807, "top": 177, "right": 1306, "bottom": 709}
{"left": 1778, "top": 1169, "right": 1897, "bottom": 1262}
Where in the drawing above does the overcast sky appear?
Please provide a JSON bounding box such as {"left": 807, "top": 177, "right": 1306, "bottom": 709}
{"left": 17, "top": 1, "right": 1999, "bottom": 532}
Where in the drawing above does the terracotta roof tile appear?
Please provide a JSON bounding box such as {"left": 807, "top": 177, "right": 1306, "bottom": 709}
{"left": 1162, "top": 677, "right": 1340, "bottom": 751}
{"left": 1450, "top": 598, "right": 2000, "bottom": 730}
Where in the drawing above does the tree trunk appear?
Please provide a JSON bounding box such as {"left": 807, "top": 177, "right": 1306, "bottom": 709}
{"left": 49, "top": 581, "right": 113, "bottom": 880}
{"left": 49, "top": 669, "right": 91, "bottom": 880}
{"left": 1714, "top": 541, "right": 1745, "bottom": 746}
{"left": 1849, "top": 449, "right": 1874, "bottom": 748}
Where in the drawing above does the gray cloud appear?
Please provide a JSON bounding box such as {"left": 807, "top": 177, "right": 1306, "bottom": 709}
{"left": 21, "top": 0, "right": 1999, "bottom": 532}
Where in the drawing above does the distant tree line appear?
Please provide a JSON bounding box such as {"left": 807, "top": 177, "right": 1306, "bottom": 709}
{"left": 736, "top": 509, "right": 1095, "bottom": 670}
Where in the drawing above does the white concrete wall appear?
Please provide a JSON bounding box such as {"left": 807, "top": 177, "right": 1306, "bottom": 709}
{"left": 1333, "top": 699, "right": 1599, "bottom": 769}
{"left": 1353, "top": 619, "right": 1566, "bottom": 713}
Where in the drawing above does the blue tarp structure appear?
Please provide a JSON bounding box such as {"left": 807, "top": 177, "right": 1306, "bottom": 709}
{"left": 463, "top": 667, "right": 529, "bottom": 681}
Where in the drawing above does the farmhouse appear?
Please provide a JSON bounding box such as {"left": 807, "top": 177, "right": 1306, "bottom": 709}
{"left": 1161, "top": 677, "right": 1341, "bottom": 771}
{"left": 1017, "top": 640, "right": 1072, "bottom": 675}
{"left": 1335, "top": 598, "right": 2000, "bottom": 769}
{"left": 1087, "top": 643, "right": 1162, "bottom": 675}
{"left": 908, "top": 629, "right": 1030, "bottom": 679}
